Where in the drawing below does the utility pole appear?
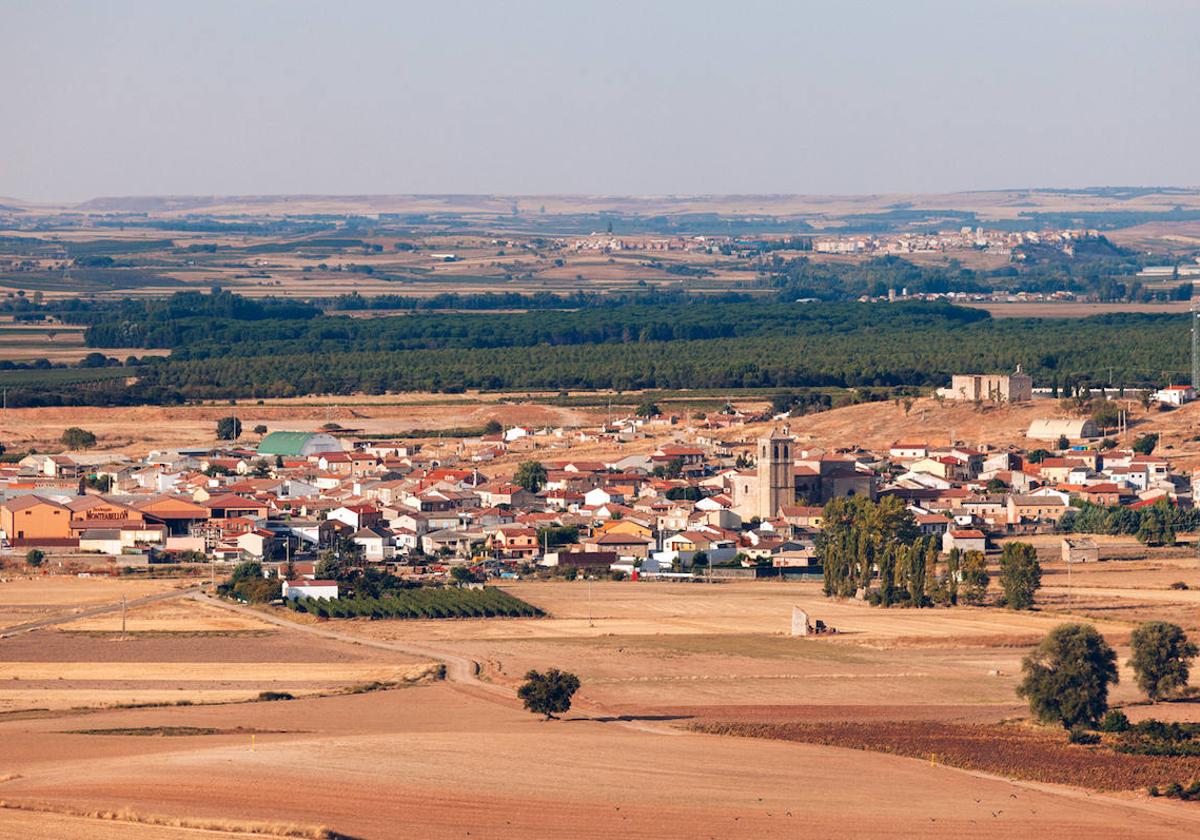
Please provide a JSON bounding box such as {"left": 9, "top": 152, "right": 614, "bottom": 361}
{"left": 120, "top": 594, "right": 127, "bottom": 640}
{"left": 1192, "top": 302, "right": 1200, "bottom": 391}
{"left": 1066, "top": 555, "right": 1072, "bottom": 612}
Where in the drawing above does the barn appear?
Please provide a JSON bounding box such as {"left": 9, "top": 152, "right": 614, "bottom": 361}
{"left": 1026, "top": 418, "right": 1099, "bottom": 441}
{"left": 256, "top": 431, "right": 343, "bottom": 458}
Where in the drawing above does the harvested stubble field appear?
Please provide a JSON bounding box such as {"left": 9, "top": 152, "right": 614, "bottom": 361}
{"left": 0, "top": 576, "right": 189, "bottom": 629}
{"left": 1, "top": 575, "right": 1198, "bottom": 837}
{"left": 0, "top": 595, "right": 437, "bottom": 711}
{"left": 1, "top": 684, "right": 1197, "bottom": 839}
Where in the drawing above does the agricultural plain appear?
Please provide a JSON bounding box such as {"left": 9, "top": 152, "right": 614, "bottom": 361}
{"left": 1, "top": 572, "right": 1199, "bottom": 838}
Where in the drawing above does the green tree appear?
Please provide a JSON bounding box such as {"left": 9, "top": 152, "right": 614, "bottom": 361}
{"left": 450, "top": 564, "right": 479, "bottom": 584}
{"left": 999, "top": 542, "right": 1041, "bottom": 610}
{"left": 1129, "top": 621, "right": 1198, "bottom": 702}
{"left": 25, "top": 548, "right": 45, "bottom": 567}
{"left": 1025, "top": 449, "right": 1051, "bottom": 464}
{"left": 60, "top": 427, "right": 97, "bottom": 449}
{"left": 945, "top": 547, "right": 961, "bottom": 605}
{"left": 518, "top": 668, "right": 581, "bottom": 720}
{"left": 1132, "top": 433, "right": 1158, "bottom": 456}
{"left": 770, "top": 391, "right": 797, "bottom": 414}
{"left": 216, "top": 416, "right": 242, "bottom": 440}
{"left": 1056, "top": 434, "right": 1070, "bottom": 451}
{"left": 1136, "top": 499, "right": 1176, "bottom": 546}
{"left": 1090, "top": 398, "right": 1120, "bottom": 431}
{"left": 959, "top": 550, "right": 989, "bottom": 605}
{"left": 514, "top": 460, "right": 547, "bottom": 493}
{"left": 664, "top": 456, "right": 684, "bottom": 479}
{"left": 1018, "top": 623, "right": 1118, "bottom": 728}
{"left": 483, "top": 419, "right": 503, "bottom": 435}
{"left": 253, "top": 424, "right": 268, "bottom": 435}
{"left": 635, "top": 402, "right": 661, "bottom": 418}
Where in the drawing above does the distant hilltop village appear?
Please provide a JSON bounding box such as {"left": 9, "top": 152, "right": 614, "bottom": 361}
{"left": 566, "top": 226, "right": 1099, "bottom": 259}
{"left": 812, "top": 226, "right": 1099, "bottom": 257}
{"left": 566, "top": 226, "right": 1103, "bottom": 258}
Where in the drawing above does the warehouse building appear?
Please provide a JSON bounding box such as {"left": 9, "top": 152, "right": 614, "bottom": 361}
{"left": 256, "top": 431, "right": 343, "bottom": 459}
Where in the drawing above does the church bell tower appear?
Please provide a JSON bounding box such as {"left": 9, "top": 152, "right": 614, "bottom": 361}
{"left": 756, "top": 427, "right": 793, "bottom": 519}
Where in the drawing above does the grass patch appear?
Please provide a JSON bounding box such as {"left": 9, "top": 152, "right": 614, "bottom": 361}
{"left": 558, "top": 633, "right": 875, "bottom": 664}
{"left": 0, "top": 799, "right": 354, "bottom": 838}
{"left": 61, "top": 629, "right": 276, "bottom": 639}
{"left": 62, "top": 725, "right": 293, "bottom": 736}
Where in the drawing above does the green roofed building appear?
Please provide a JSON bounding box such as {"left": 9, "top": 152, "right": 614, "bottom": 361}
{"left": 256, "top": 431, "right": 343, "bottom": 458}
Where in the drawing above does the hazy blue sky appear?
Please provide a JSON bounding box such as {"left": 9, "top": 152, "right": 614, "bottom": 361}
{"left": 2, "top": 0, "right": 1198, "bottom": 202}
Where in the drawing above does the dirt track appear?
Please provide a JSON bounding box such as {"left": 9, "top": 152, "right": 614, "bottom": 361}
{"left": 2, "top": 579, "right": 1199, "bottom": 837}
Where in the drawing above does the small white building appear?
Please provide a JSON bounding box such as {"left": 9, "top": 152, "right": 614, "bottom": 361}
{"left": 282, "top": 579, "right": 338, "bottom": 601}
{"left": 942, "top": 529, "right": 986, "bottom": 554}
{"left": 503, "top": 426, "right": 531, "bottom": 442}
{"left": 1153, "top": 385, "right": 1196, "bottom": 406}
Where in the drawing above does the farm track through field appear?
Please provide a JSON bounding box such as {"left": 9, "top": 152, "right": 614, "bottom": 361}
{"left": 194, "top": 591, "right": 1200, "bottom": 824}
{"left": 0, "top": 587, "right": 201, "bottom": 639}
{"left": 195, "top": 593, "right": 689, "bottom": 735}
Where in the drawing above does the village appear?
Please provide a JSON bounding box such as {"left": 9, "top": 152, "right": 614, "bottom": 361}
{"left": 2, "top": 369, "right": 1193, "bottom": 601}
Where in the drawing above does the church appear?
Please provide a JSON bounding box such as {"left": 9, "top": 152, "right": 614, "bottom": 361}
{"left": 731, "top": 428, "right": 877, "bottom": 520}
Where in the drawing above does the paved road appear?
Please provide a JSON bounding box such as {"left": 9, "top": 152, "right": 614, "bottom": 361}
{"left": 0, "top": 585, "right": 202, "bottom": 639}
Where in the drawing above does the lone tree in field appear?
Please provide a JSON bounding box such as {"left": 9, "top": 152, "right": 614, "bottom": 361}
{"left": 253, "top": 424, "right": 268, "bottom": 436}
{"left": 1129, "top": 621, "right": 1198, "bottom": 702}
{"left": 518, "top": 668, "right": 581, "bottom": 720}
{"left": 514, "top": 460, "right": 547, "bottom": 493}
{"left": 1018, "top": 623, "right": 1118, "bottom": 729}
{"left": 60, "top": 427, "right": 96, "bottom": 449}
{"left": 25, "top": 548, "right": 45, "bottom": 568}
{"left": 216, "top": 416, "right": 242, "bottom": 440}
{"left": 999, "top": 542, "right": 1041, "bottom": 610}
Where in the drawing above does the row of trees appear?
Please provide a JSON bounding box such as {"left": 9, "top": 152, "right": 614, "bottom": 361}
{"left": 821, "top": 497, "right": 1041, "bottom": 610}
{"left": 1019, "top": 621, "right": 1197, "bottom": 729}
{"left": 1059, "top": 498, "right": 1198, "bottom": 546}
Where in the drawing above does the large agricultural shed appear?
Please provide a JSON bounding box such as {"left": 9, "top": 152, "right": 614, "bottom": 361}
{"left": 256, "top": 431, "right": 343, "bottom": 458}
{"left": 1026, "top": 418, "right": 1099, "bottom": 441}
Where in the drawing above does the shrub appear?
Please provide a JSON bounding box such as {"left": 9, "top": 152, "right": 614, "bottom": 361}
{"left": 1018, "top": 623, "right": 1119, "bottom": 729}
{"left": 257, "top": 691, "right": 293, "bottom": 701}
{"left": 215, "top": 416, "right": 241, "bottom": 440}
{"left": 1169, "top": 581, "right": 1189, "bottom": 591}
{"left": 1098, "top": 709, "right": 1130, "bottom": 733}
{"left": 1068, "top": 726, "right": 1100, "bottom": 745}
{"left": 25, "top": 548, "right": 45, "bottom": 567}
{"left": 60, "top": 427, "right": 97, "bottom": 449}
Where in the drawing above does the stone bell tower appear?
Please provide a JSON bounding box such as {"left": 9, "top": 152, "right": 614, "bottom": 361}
{"left": 756, "top": 427, "right": 793, "bottom": 519}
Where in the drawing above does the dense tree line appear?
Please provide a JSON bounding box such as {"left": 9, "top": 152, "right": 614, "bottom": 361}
{"left": 1059, "top": 498, "right": 1196, "bottom": 545}
{"left": 2, "top": 288, "right": 1193, "bottom": 404}
{"left": 821, "top": 497, "right": 1038, "bottom": 609}
{"left": 81, "top": 296, "right": 987, "bottom": 355}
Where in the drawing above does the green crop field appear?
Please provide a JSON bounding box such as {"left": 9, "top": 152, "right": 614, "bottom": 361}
{"left": 0, "top": 367, "right": 129, "bottom": 387}
{"left": 288, "top": 586, "right": 544, "bottom": 620}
